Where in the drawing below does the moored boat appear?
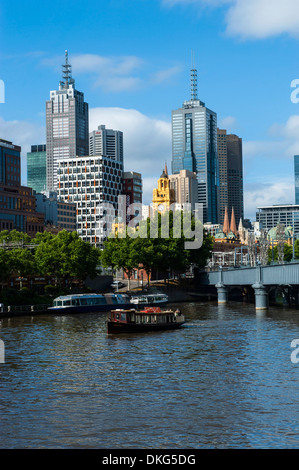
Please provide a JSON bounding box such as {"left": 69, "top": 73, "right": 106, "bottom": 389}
{"left": 129, "top": 293, "right": 168, "bottom": 307}
{"left": 107, "top": 306, "right": 185, "bottom": 334}
{"left": 48, "top": 293, "right": 132, "bottom": 314}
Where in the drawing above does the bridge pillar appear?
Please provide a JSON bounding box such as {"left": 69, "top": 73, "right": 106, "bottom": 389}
{"left": 216, "top": 283, "right": 228, "bottom": 305}
{"left": 252, "top": 282, "right": 268, "bottom": 310}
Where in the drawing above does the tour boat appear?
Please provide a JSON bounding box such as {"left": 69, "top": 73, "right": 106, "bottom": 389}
{"left": 129, "top": 293, "right": 168, "bottom": 307}
{"left": 107, "top": 306, "right": 185, "bottom": 334}
{"left": 48, "top": 293, "right": 132, "bottom": 314}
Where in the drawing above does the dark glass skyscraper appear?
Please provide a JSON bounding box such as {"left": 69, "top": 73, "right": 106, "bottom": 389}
{"left": 171, "top": 67, "right": 219, "bottom": 223}
{"left": 217, "top": 129, "right": 243, "bottom": 226}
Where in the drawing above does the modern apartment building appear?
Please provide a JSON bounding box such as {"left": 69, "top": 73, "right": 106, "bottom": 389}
{"left": 0, "top": 139, "right": 45, "bottom": 236}
{"left": 217, "top": 129, "right": 243, "bottom": 226}
{"left": 46, "top": 51, "right": 89, "bottom": 192}
{"left": 56, "top": 155, "right": 123, "bottom": 246}
{"left": 89, "top": 125, "right": 123, "bottom": 164}
{"left": 171, "top": 67, "right": 219, "bottom": 223}
{"left": 27, "top": 144, "right": 47, "bottom": 193}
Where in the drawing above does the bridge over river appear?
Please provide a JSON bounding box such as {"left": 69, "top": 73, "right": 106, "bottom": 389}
{"left": 198, "top": 262, "right": 299, "bottom": 310}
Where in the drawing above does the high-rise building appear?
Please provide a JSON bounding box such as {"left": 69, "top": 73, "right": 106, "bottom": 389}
{"left": 46, "top": 51, "right": 89, "bottom": 192}
{"left": 89, "top": 125, "right": 123, "bottom": 163}
{"left": 27, "top": 145, "right": 47, "bottom": 193}
{"left": 171, "top": 66, "right": 219, "bottom": 223}
{"left": 122, "top": 171, "right": 142, "bottom": 223}
{"left": 294, "top": 155, "right": 299, "bottom": 204}
{"left": 0, "top": 139, "right": 45, "bottom": 236}
{"left": 227, "top": 133, "right": 243, "bottom": 226}
{"left": 169, "top": 169, "right": 198, "bottom": 210}
{"left": 57, "top": 155, "right": 123, "bottom": 246}
{"left": 217, "top": 129, "right": 243, "bottom": 226}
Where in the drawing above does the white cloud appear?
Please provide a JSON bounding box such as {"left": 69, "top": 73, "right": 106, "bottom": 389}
{"left": 162, "top": 0, "right": 299, "bottom": 39}
{"left": 218, "top": 115, "right": 238, "bottom": 131}
{"left": 0, "top": 116, "right": 45, "bottom": 184}
{"left": 42, "top": 53, "right": 182, "bottom": 94}
{"left": 226, "top": 0, "right": 299, "bottom": 39}
{"left": 89, "top": 107, "right": 172, "bottom": 204}
{"left": 244, "top": 178, "right": 294, "bottom": 220}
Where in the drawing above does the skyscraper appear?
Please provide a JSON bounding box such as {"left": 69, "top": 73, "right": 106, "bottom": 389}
{"left": 295, "top": 155, "right": 299, "bottom": 204}
{"left": 46, "top": 51, "right": 89, "bottom": 191}
{"left": 227, "top": 133, "right": 243, "bottom": 226}
{"left": 217, "top": 129, "right": 243, "bottom": 226}
{"left": 89, "top": 125, "right": 123, "bottom": 163}
{"left": 171, "top": 66, "right": 219, "bottom": 223}
{"left": 27, "top": 144, "right": 47, "bottom": 193}
{"left": 169, "top": 169, "right": 198, "bottom": 210}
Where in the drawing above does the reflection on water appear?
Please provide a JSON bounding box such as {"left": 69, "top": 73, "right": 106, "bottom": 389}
{"left": 1, "top": 302, "right": 299, "bottom": 448}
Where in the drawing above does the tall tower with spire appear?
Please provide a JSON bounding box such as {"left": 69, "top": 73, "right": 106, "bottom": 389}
{"left": 171, "top": 55, "right": 219, "bottom": 224}
{"left": 46, "top": 50, "right": 89, "bottom": 191}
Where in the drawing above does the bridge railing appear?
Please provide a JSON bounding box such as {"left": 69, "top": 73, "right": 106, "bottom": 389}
{"left": 200, "top": 262, "right": 299, "bottom": 286}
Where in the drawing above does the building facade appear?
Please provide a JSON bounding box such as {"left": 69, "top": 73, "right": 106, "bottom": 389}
{"left": 227, "top": 133, "right": 243, "bottom": 226}
{"left": 0, "top": 139, "right": 45, "bottom": 236}
{"left": 152, "top": 165, "right": 175, "bottom": 213}
{"left": 217, "top": 129, "right": 243, "bottom": 226}
{"left": 171, "top": 67, "right": 219, "bottom": 223}
{"left": 122, "top": 171, "right": 142, "bottom": 223}
{"left": 57, "top": 155, "right": 123, "bottom": 246}
{"left": 169, "top": 169, "right": 197, "bottom": 211}
{"left": 27, "top": 144, "right": 47, "bottom": 193}
{"left": 35, "top": 191, "right": 76, "bottom": 232}
{"left": 89, "top": 125, "right": 124, "bottom": 164}
{"left": 256, "top": 204, "right": 299, "bottom": 234}
{"left": 46, "top": 51, "right": 89, "bottom": 192}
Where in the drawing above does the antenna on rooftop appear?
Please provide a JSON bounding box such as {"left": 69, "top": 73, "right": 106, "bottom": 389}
{"left": 190, "top": 50, "right": 198, "bottom": 101}
{"left": 62, "top": 50, "right": 73, "bottom": 88}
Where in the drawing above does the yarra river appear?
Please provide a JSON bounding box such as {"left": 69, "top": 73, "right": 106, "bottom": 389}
{"left": 1, "top": 301, "right": 299, "bottom": 449}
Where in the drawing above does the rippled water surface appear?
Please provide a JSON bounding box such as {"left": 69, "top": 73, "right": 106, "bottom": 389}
{"left": 1, "top": 301, "right": 299, "bottom": 448}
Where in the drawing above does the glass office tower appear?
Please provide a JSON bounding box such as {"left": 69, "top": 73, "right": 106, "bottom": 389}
{"left": 46, "top": 51, "right": 89, "bottom": 191}
{"left": 27, "top": 145, "right": 47, "bottom": 193}
{"left": 171, "top": 68, "right": 219, "bottom": 223}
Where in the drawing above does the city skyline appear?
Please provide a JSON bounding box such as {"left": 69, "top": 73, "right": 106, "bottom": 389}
{"left": 1, "top": 0, "right": 299, "bottom": 220}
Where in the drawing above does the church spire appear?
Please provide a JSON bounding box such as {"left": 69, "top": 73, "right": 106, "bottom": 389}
{"left": 230, "top": 207, "right": 237, "bottom": 235}
{"left": 223, "top": 206, "right": 230, "bottom": 235}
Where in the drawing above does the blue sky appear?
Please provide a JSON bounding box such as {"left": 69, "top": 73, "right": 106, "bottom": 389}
{"left": 1, "top": 0, "right": 299, "bottom": 220}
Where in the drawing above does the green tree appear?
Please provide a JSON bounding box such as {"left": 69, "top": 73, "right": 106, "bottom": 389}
{"left": 9, "top": 248, "right": 36, "bottom": 289}
{"left": 35, "top": 230, "right": 100, "bottom": 286}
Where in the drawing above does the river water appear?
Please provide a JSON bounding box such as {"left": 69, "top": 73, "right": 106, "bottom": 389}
{"left": 0, "top": 301, "right": 299, "bottom": 449}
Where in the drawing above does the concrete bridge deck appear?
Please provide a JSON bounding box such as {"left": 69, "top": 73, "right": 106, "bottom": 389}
{"left": 199, "top": 262, "right": 299, "bottom": 310}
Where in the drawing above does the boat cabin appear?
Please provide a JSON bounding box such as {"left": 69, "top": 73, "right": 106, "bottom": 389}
{"left": 110, "top": 307, "right": 183, "bottom": 325}
{"left": 52, "top": 293, "right": 129, "bottom": 308}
